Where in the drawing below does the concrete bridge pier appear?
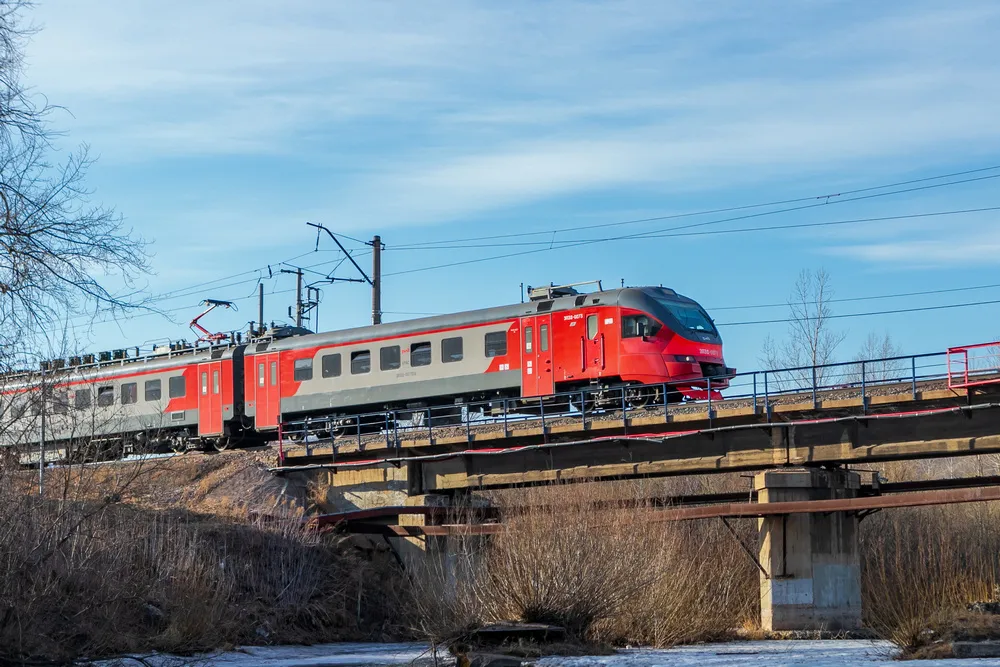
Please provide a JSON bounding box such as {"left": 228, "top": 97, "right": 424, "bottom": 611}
{"left": 755, "top": 468, "right": 862, "bottom": 632}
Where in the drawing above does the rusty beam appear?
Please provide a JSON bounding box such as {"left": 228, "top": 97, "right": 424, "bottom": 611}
{"left": 362, "top": 484, "right": 1000, "bottom": 536}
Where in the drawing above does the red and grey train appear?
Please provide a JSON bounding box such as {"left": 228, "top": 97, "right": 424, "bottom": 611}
{"left": 1, "top": 284, "right": 733, "bottom": 453}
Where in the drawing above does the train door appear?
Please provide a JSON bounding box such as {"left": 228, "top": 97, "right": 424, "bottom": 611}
{"left": 520, "top": 315, "right": 553, "bottom": 396}
{"left": 197, "top": 360, "right": 223, "bottom": 436}
{"left": 581, "top": 310, "right": 606, "bottom": 377}
{"left": 254, "top": 352, "right": 281, "bottom": 429}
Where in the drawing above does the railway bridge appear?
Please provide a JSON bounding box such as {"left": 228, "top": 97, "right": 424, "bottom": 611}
{"left": 274, "top": 341, "right": 1000, "bottom": 632}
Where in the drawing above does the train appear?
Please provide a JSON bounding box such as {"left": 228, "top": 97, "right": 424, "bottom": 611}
{"left": 0, "top": 282, "right": 733, "bottom": 456}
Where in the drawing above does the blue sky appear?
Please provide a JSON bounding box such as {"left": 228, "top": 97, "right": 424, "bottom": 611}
{"left": 22, "top": 0, "right": 1000, "bottom": 374}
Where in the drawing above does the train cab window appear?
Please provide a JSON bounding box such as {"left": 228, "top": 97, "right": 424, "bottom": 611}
{"left": 169, "top": 375, "right": 186, "bottom": 398}
{"left": 442, "top": 337, "right": 463, "bottom": 363}
{"left": 586, "top": 315, "right": 598, "bottom": 340}
{"left": 145, "top": 379, "right": 161, "bottom": 402}
{"left": 485, "top": 331, "right": 507, "bottom": 358}
{"left": 212, "top": 370, "right": 220, "bottom": 395}
{"left": 411, "top": 342, "right": 431, "bottom": 367}
{"left": 74, "top": 388, "right": 91, "bottom": 409}
{"left": 540, "top": 324, "right": 549, "bottom": 352}
{"left": 121, "top": 382, "right": 138, "bottom": 405}
{"left": 322, "top": 353, "right": 342, "bottom": 378}
{"left": 380, "top": 346, "right": 400, "bottom": 371}
{"left": 524, "top": 327, "right": 533, "bottom": 353}
{"left": 622, "top": 315, "right": 662, "bottom": 339}
{"left": 294, "top": 358, "right": 313, "bottom": 382}
{"left": 201, "top": 372, "right": 208, "bottom": 396}
{"left": 97, "top": 386, "right": 113, "bottom": 407}
{"left": 351, "top": 350, "right": 371, "bottom": 374}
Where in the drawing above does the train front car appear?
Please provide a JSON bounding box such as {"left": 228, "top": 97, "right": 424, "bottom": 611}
{"left": 617, "top": 287, "right": 734, "bottom": 399}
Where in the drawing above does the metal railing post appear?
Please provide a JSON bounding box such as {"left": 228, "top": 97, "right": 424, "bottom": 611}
{"left": 539, "top": 397, "right": 546, "bottom": 433}
{"left": 861, "top": 361, "right": 867, "bottom": 416}
{"left": 427, "top": 408, "right": 433, "bottom": 443}
{"left": 392, "top": 410, "right": 399, "bottom": 452}
{"left": 384, "top": 412, "right": 390, "bottom": 450}
{"left": 580, "top": 390, "right": 587, "bottom": 428}
{"left": 764, "top": 372, "right": 771, "bottom": 423}
{"left": 465, "top": 403, "right": 472, "bottom": 443}
{"left": 621, "top": 386, "right": 628, "bottom": 434}
{"left": 356, "top": 415, "right": 362, "bottom": 451}
{"left": 503, "top": 399, "right": 509, "bottom": 437}
{"left": 662, "top": 383, "right": 669, "bottom": 423}
{"left": 911, "top": 357, "right": 918, "bottom": 399}
{"left": 752, "top": 373, "right": 758, "bottom": 413}
{"left": 707, "top": 376, "right": 713, "bottom": 427}
{"left": 811, "top": 365, "right": 818, "bottom": 408}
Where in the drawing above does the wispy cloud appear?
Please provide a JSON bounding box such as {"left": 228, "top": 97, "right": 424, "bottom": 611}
{"left": 24, "top": 1, "right": 1000, "bottom": 239}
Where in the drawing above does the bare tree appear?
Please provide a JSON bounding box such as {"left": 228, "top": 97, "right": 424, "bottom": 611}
{"left": 848, "top": 331, "right": 904, "bottom": 385}
{"left": 760, "top": 268, "right": 847, "bottom": 389}
{"left": 0, "top": 1, "right": 149, "bottom": 358}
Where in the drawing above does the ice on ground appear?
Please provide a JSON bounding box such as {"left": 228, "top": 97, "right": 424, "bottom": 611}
{"left": 536, "top": 640, "right": 997, "bottom": 667}
{"left": 109, "top": 640, "right": 1000, "bottom": 667}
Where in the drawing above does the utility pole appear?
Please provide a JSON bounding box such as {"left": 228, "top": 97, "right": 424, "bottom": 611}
{"left": 38, "top": 365, "right": 45, "bottom": 497}
{"left": 280, "top": 267, "right": 305, "bottom": 327}
{"left": 371, "top": 235, "right": 382, "bottom": 325}
{"left": 257, "top": 283, "right": 264, "bottom": 335}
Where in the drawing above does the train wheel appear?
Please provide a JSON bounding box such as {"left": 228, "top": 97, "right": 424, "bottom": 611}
{"left": 169, "top": 438, "right": 187, "bottom": 454}
{"left": 625, "top": 386, "right": 653, "bottom": 409}
{"left": 212, "top": 437, "right": 231, "bottom": 452}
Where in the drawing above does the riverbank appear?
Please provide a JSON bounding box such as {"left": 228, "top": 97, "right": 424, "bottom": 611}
{"left": 96, "top": 640, "right": 994, "bottom": 667}
{"left": 7, "top": 452, "right": 1000, "bottom": 662}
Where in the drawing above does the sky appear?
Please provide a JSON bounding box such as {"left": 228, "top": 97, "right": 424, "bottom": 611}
{"left": 19, "top": 0, "right": 1000, "bottom": 376}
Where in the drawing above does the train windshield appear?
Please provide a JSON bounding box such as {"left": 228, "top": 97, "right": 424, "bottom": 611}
{"left": 655, "top": 298, "right": 717, "bottom": 334}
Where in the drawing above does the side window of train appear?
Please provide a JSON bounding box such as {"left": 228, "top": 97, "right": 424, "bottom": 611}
{"left": 75, "top": 388, "right": 91, "bottom": 409}
{"left": 322, "top": 353, "right": 342, "bottom": 378}
{"left": 169, "top": 375, "right": 186, "bottom": 398}
{"left": 212, "top": 370, "right": 220, "bottom": 395}
{"left": 53, "top": 390, "right": 68, "bottom": 415}
{"left": 97, "top": 385, "right": 114, "bottom": 407}
{"left": 270, "top": 361, "right": 277, "bottom": 386}
{"left": 293, "top": 358, "right": 313, "bottom": 382}
{"left": 540, "top": 324, "right": 549, "bottom": 352}
{"left": 485, "top": 331, "right": 507, "bottom": 358}
{"left": 442, "top": 337, "right": 463, "bottom": 363}
{"left": 351, "top": 350, "right": 371, "bottom": 374}
{"left": 621, "top": 315, "right": 662, "bottom": 339}
{"left": 121, "top": 382, "right": 138, "bottom": 405}
{"left": 201, "top": 372, "right": 209, "bottom": 396}
{"left": 145, "top": 379, "right": 161, "bottom": 402}
{"left": 380, "top": 346, "right": 401, "bottom": 371}
{"left": 586, "top": 314, "right": 598, "bottom": 340}
{"left": 411, "top": 342, "right": 431, "bottom": 367}
{"left": 524, "top": 327, "right": 533, "bottom": 353}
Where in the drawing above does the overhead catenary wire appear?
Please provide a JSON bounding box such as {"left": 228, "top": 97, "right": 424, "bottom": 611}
{"left": 716, "top": 298, "right": 1000, "bottom": 327}
{"left": 392, "top": 165, "right": 1000, "bottom": 248}
{"left": 383, "top": 204, "right": 1000, "bottom": 277}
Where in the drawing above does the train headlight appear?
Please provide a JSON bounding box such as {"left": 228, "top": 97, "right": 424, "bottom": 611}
{"left": 673, "top": 355, "right": 697, "bottom": 363}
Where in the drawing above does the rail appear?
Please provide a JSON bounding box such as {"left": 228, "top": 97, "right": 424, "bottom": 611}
{"left": 277, "top": 341, "right": 1000, "bottom": 463}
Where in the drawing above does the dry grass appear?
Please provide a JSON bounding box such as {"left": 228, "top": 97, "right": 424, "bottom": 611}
{"left": 861, "top": 502, "right": 1000, "bottom": 655}
{"left": 406, "top": 481, "right": 757, "bottom": 649}
{"left": 0, "top": 460, "right": 403, "bottom": 663}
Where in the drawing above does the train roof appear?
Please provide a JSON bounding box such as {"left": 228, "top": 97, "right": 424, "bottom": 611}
{"left": 261, "top": 286, "right": 702, "bottom": 352}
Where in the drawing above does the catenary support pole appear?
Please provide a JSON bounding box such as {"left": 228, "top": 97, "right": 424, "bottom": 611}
{"left": 372, "top": 235, "right": 382, "bottom": 325}
{"left": 257, "top": 282, "right": 264, "bottom": 335}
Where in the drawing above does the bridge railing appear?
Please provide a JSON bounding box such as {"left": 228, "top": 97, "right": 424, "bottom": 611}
{"left": 277, "top": 343, "right": 995, "bottom": 461}
{"left": 947, "top": 342, "right": 1000, "bottom": 389}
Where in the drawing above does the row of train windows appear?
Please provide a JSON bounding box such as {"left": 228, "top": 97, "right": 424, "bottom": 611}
{"left": 292, "top": 332, "right": 510, "bottom": 382}
{"left": 57, "top": 376, "right": 187, "bottom": 410}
